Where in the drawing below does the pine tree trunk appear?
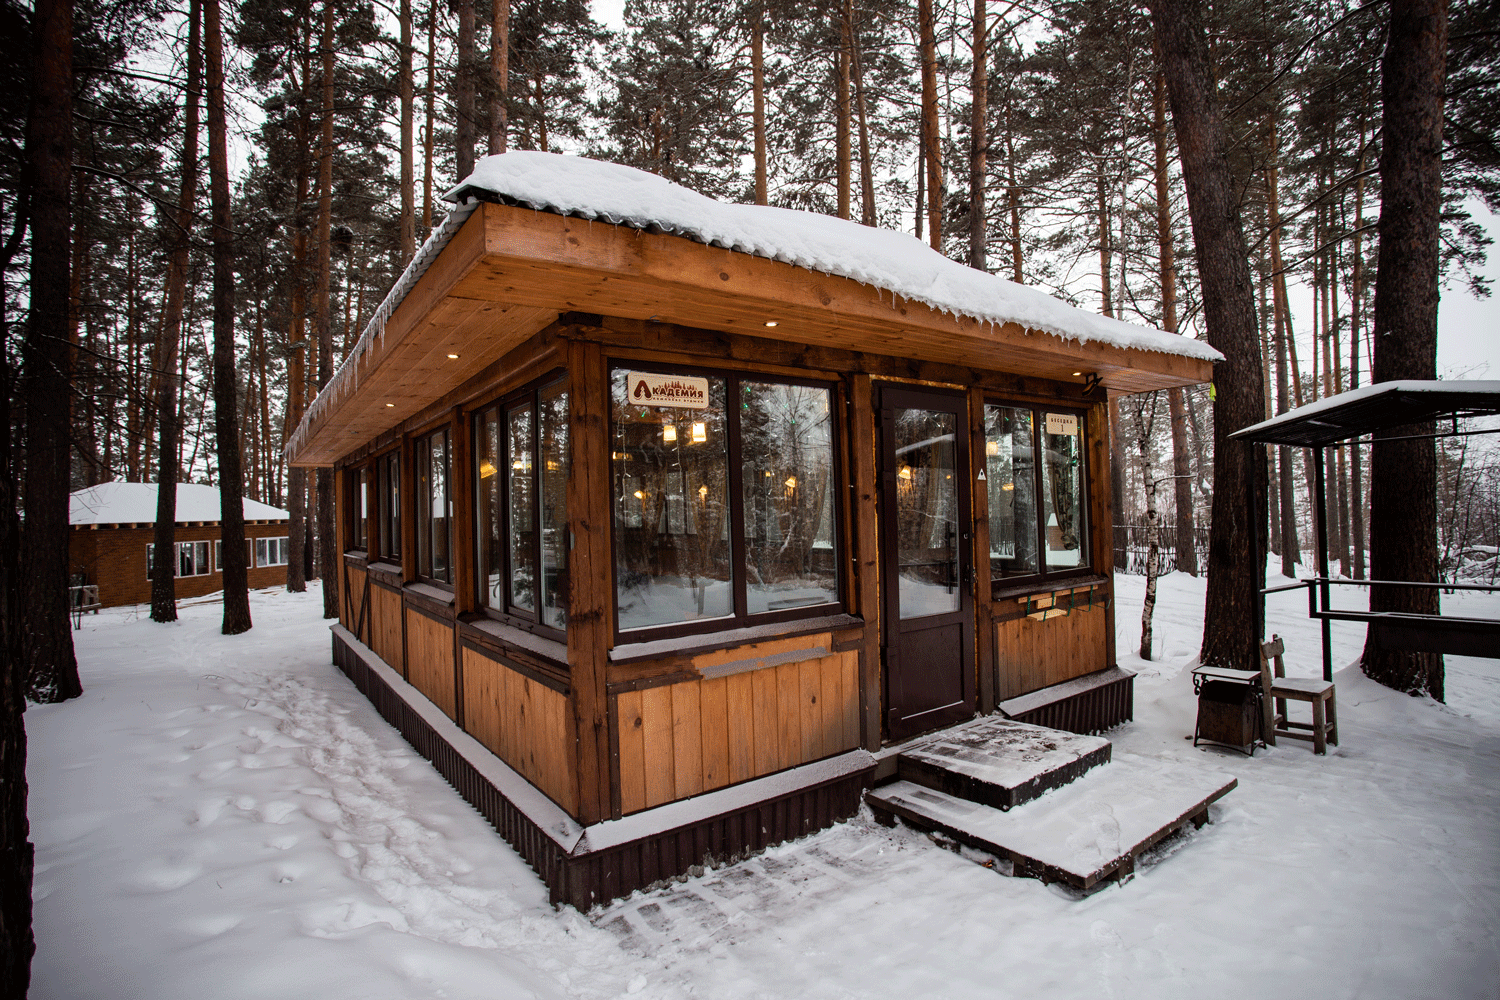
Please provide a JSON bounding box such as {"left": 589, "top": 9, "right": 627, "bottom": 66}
{"left": 751, "top": 4, "right": 766, "bottom": 205}
{"left": 1149, "top": 0, "right": 1266, "bottom": 669}
{"left": 1362, "top": 0, "right": 1447, "bottom": 699}
{"left": 489, "top": 0, "right": 507, "bottom": 154}
{"left": 152, "top": 0, "right": 200, "bottom": 624}
{"left": 969, "top": 0, "right": 986, "bottom": 270}
{"left": 399, "top": 0, "right": 415, "bottom": 260}
{"left": 206, "top": 0, "right": 251, "bottom": 635}
{"left": 835, "top": 12, "right": 851, "bottom": 221}
{"left": 317, "top": 0, "right": 338, "bottom": 621}
{"left": 1153, "top": 68, "right": 1196, "bottom": 576}
{"left": 918, "top": 0, "right": 942, "bottom": 251}
{"left": 455, "top": 0, "right": 476, "bottom": 179}
{"left": 848, "top": 0, "right": 875, "bottom": 226}
{"left": 20, "top": 0, "right": 82, "bottom": 705}
{"left": 422, "top": 0, "right": 436, "bottom": 232}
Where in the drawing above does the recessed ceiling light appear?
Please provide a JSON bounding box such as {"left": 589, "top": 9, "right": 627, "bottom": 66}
{"left": 1073, "top": 371, "right": 1083, "bottom": 377}
{"left": 764, "top": 320, "right": 779, "bottom": 328}
{"left": 447, "top": 353, "right": 460, "bottom": 359}
{"left": 385, "top": 403, "right": 395, "bottom": 407}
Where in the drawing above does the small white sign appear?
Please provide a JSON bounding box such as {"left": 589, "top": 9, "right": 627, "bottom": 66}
{"left": 626, "top": 372, "right": 711, "bottom": 410}
{"left": 1045, "top": 412, "right": 1079, "bottom": 436}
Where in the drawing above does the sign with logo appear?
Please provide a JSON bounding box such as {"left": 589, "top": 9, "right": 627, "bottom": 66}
{"left": 1045, "top": 412, "right": 1079, "bottom": 436}
{"left": 627, "top": 371, "right": 710, "bottom": 410}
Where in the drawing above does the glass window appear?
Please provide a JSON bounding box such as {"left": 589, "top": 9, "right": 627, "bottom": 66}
{"left": 611, "top": 367, "right": 841, "bottom": 637}
{"left": 377, "top": 450, "right": 401, "bottom": 562}
{"left": 352, "top": 466, "right": 369, "bottom": 550}
{"left": 150, "top": 541, "right": 211, "bottom": 578}
{"left": 983, "top": 404, "right": 1089, "bottom": 584}
{"left": 474, "top": 377, "right": 569, "bottom": 630}
{"left": 741, "top": 381, "right": 838, "bottom": 615}
{"left": 416, "top": 427, "right": 452, "bottom": 584}
{"left": 255, "top": 537, "right": 290, "bottom": 567}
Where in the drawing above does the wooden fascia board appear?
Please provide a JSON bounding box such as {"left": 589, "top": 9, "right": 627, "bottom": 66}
{"left": 289, "top": 210, "right": 559, "bottom": 467}
{"left": 457, "top": 203, "right": 1214, "bottom": 392}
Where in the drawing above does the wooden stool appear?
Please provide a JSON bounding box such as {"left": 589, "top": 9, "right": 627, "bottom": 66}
{"left": 1259, "top": 635, "right": 1339, "bottom": 754}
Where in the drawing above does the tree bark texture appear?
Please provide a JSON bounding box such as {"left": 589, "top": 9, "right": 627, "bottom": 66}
{"left": 489, "top": 0, "right": 508, "bottom": 154}
{"left": 317, "top": 0, "right": 338, "bottom": 620}
{"left": 399, "top": 0, "right": 415, "bottom": 260}
{"left": 206, "top": 0, "right": 251, "bottom": 635}
{"left": 751, "top": 5, "right": 766, "bottom": 205}
{"left": 20, "top": 0, "right": 82, "bottom": 704}
{"left": 918, "top": 0, "right": 943, "bottom": 251}
{"left": 835, "top": 14, "right": 851, "bottom": 221}
{"left": 152, "top": 0, "right": 201, "bottom": 624}
{"left": 1362, "top": 0, "right": 1447, "bottom": 699}
{"left": 969, "top": 0, "right": 986, "bottom": 270}
{"left": 455, "top": 0, "right": 477, "bottom": 180}
{"left": 1149, "top": 0, "right": 1266, "bottom": 669}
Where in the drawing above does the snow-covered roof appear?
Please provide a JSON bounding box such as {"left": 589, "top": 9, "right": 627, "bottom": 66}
{"left": 1232, "top": 380, "right": 1500, "bottom": 447}
{"left": 69, "top": 482, "right": 289, "bottom": 526}
{"left": 447, "top": 151, "right": 1222, "bottom": 364}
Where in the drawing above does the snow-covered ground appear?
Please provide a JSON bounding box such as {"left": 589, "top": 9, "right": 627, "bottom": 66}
{"left": 29, "top": 572, "right": 1500, "bottom": 999}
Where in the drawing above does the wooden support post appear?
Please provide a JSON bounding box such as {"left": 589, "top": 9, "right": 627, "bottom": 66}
{"left": 450, "top": 407, "right": 474, "bottom": 728}
{"left": 848, "top": 373, "right": 882, "bottom": 749}
{"left": 1087, "top": 398, "right": 1117, "bottom": 667}
{"left": 968, "top": 386, "right": 995, "bottom": 714}
{"left": 566, "top": 338, "right": 613, "bottom": 824}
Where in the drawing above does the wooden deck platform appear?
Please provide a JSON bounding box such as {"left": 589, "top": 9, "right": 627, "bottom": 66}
{"left": 867, "top": 750, "right": 1236, "bottom": 889}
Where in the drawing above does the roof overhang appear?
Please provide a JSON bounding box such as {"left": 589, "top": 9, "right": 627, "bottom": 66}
{"left": 288, "top": 202, "right": 1216, "bottom": 467}
{"left": 1231, "top": 380, "right": 1500, "bottom": 448}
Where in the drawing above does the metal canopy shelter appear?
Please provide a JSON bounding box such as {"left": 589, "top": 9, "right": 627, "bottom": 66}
{"left": 1230, "top": 380, "right": 1500, "bottom": 680}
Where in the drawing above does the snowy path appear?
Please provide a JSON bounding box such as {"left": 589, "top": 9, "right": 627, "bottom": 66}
{"left": 28, "top": 580, "right": 1500, "bottom": 999}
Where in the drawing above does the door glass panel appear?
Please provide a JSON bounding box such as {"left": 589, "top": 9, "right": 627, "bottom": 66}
{"left": 894, "top": 407, "right": 959, "bottom": 619}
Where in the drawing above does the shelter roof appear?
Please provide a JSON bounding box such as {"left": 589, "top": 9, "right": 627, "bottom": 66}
{"left": 70, "top": 482, "right": 289, "bottom": 526}
{"left": 1231, "top": 380, "right": 1500, "bottom": 448}
{"left": 288, "top": 153, "right": 1220, "bottom": 467}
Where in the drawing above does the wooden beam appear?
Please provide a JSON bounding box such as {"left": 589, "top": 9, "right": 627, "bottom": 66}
{"left": 565, "top": 338, "right": 613, "bottom": 824}
{"left": 968, "top": 386, "right": 995, "bottom": 715}
{"left": 1087, "top": 400, "right": 1118, "bottom": 668}
{"left": 847, "top": 373, "right": 882, "bottom": 750}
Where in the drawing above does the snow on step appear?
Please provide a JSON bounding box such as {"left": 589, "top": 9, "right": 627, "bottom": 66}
{"left": 897, "top": 716, "right": 1112, "bottom": 811}
{"left": 867, "top": 753, "right": 1238, "bottom": 890}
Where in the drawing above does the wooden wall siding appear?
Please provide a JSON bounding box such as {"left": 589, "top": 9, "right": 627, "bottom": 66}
{"left": 344, "top": 565, "right": 368, "bottom": 642}
{"left": 615, "top": 650, "right": 859, "bottom": 816}
{"left": 369, "top": 583, "right": 404, "bottom": 674}
{"left": 405, "top": 607, "right": 456, "bottom": 718}
{"left": 461, "top": 647, "right": 577, "bottom": 815}
{"left": 993, "top": 603, "right": 1109, "bottom": 703}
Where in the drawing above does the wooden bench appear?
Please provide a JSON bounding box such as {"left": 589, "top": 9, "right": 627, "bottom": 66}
{"left": 1259, "top": 635, "right": 1338, "bottom": 755}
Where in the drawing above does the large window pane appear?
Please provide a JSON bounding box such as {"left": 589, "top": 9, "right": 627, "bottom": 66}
{"left": 378, "top": 451, "right": 401, "bottom": 561}
{"left": 417, "top": 428, "right": 451, "bottom": 584}
{"left": 539, "top": 383, "right": 569, "bottom": 629}
{"left": 612, "top": 370, "right": 732, "bottom": 630}
{"left": 475, "top": 406, "right": 503, "bottom": 610}
{"left": 984, "top": 406, "right": 1038, "bottom": 577}
{"left": 507, "top": 403, "right": 536, "bottom": 612}
{"left": 1041, "top": 412, "right": 1088, "bottom": 571}
{"left": 741, "top": 381, "right": 838, "bottom": 614}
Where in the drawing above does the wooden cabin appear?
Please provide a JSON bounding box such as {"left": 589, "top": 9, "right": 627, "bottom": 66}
{"left": 69, "top": 482, "right": 291, "bottom": 608}
{"left": 286, "top": 151, "right": 1218, "bottom": 909}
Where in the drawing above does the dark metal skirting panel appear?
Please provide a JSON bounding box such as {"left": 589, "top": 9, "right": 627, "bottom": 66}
{"left": 331, "top": 633, "right": 571, "bottom": 892}
{"left": 1005, "top": 672, "right": 1135, "bottom": 735}
{"left": 330, "top": 632, "right": 873, "bottom": 912}
{"left": 556, "top": 771, "right": 869, "bottom": 912}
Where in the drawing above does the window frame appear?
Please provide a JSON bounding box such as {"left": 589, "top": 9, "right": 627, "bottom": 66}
{"left": 255, "top": 536, "right": 290, "bottom": 568}
{"left": 147, "top": 540, "right": 211, "bottom": 579}
{"left": 607, "top": 360, "right": 847, "bottom": 644}
{"left": 982, "top": 398, "right": 1094, "bottom": 593}
{"left": 414, "top": 423, "right": 454, "bottom": 587}
{"left": 471, "top": 371, "right": 569, "bottom": 639}
{"left": 349, "top": 464, "right": 370, "bottom": 553}
{"left": 374, "top": 447, "right": 402, "bottom": 566}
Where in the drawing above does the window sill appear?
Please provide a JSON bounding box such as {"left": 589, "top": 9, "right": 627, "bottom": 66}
{"left": 610, "top": 613, "right": 864, "bottom": 665}
{"left": 460, "top": 617, "right": 568, "bottom": 670}
{"left": 404, "top": 581, "right": 455, "bottom": 607}
{"left": 990, "top": 573, "right": 1108, "bottom": 604}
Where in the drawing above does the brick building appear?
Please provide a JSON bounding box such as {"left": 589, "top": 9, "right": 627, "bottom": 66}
{"left": 69, "top": 482, "right": 291, "bottom": 608}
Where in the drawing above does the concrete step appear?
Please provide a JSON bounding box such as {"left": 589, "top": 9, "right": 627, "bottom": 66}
{"left": 867, "top": 753, "right": 1238, "bottom": 890}
{"left": 896, "top": 716, "right": 1112, "bottom": 811}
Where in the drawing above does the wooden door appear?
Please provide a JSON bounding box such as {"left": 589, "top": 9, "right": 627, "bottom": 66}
{"left": 879, "top": 385, "right": 974, "bottom": 741}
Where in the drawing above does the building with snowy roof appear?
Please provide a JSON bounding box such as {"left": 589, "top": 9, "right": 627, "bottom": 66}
{"left": 285, "top": 151, "right": 1220, "bottom": 907}
{"left": 69, "top": 481, "right": 291, "bottom": 608}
